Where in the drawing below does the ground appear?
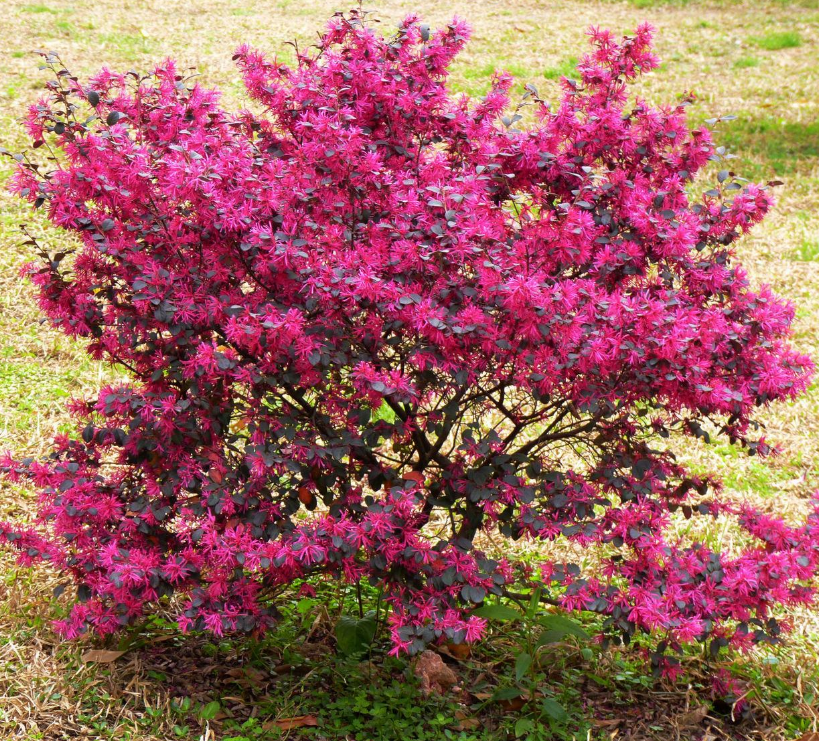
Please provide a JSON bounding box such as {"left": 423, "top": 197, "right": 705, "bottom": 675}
{"left": 0, "top": 0, "right": 818, "bottom": 739}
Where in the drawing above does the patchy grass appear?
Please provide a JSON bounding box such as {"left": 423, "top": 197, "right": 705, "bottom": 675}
{"left": 713, "top": 116, "right": 819, "bottom": 177}
{"left": 630, "top": 0, "right": 691, "bottom": 7}
{"left": 96, "top": 31, "right": 155, "bottom": 61}
{"left": 749, "top": 30, "right": 803, "bottom": 50}
{"left": 1, "top": 0, "right": 819, "bottom": 739}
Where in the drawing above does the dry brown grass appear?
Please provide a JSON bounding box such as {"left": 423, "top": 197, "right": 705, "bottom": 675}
{"left": 0, "top": 0, "right": 818, "bottom": 738}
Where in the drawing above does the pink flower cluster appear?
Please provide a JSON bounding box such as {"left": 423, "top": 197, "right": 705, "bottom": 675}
{"left": 1, "top": 11, "right": 815, "bottom": 671}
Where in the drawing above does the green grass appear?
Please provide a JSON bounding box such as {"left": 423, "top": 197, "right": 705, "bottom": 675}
{"left": 54, "top": 19, "right": 73, "bottom": 35}
{"left": 0, "top": 358, "right": 89, "bottom": 436}
{"left": 462, "top": 61, "right": 532, "bottom": 80}
{"left": 733, "top": 55, "right": 760, "bottom": 69}
{"left": 541, "top": 57, "right": 579, "bottom": 80}
{"left": 20, "top": 4, "right": 59, "bottom": 12}
{"left": 721, "top": 456, "right": 796, "bottom": 497}
{"left": 794, "top": 239, "right": 819, "bottom": 262}
{"left": 456, "top": 61, "right": 534, "bottom": 96}
{"left": 749, "top": 31, "right": 802, "bottom": 50}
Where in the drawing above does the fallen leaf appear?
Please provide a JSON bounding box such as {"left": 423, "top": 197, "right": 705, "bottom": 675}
{"left": 454, "top": 710, "right": 481, "bottom": 731}
{"left": 676, "top": 704, "right": 709, "bottom": 727}
{"left": 677, "top": 705, "right": 709, "bottom": 727}
{"left": 81, "top": 649, "right": 126, "bottom": 663}
{"left": 226, "top": 667, "right": 267, "bottom": 684}
{"left": 592, "top": 719, "right": 622, "bottom": 728}
{"left": 499, "top": 697, "right": 527, "bottom": 712}
{"left": 797, "top": 734, "right": 819, "bottom": 741}
{"left": 264, "top": 715, "right": 319, "bottom": 731}
{"left": 298, "top": 486, "right": 314, "bottom": 505}
{"left": 441, "top": 642, "right": 471, "bottom": 660}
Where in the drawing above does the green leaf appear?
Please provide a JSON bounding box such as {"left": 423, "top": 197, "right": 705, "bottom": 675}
{"left": 515, "top": 718, "right": 534, "bottom": 737}
{"left": 515, "top": 652, "right": 532, "bottom": 682}
{"left": 537, "top": 629, "right": 564, "bottom": 645}
{"left": 473, "top": 604, "right": 521, "bottom": 622}
{"left": 199, "top": 701, "right": 220, "bottom": 720}
{"left": 335, "top": 614, "right": 377, "bottom": 657}
{"left": 541, "top": 697, "right": 567, "bottom": 723}
{"left": 537, "top": 613, "right": 589, "bottom": 641}
{"left": 526, "top": 586, "right": 542, "bottom": 620}
{"left": 296, "top": 597, "right": 317, "bottom": 615}
{"left": 491, "top": 687, "right": 522, "bottom": 702}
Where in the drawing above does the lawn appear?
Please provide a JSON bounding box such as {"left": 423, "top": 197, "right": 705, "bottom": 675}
{"left": 0, "top": 0, "right": 818, "bottom": 739}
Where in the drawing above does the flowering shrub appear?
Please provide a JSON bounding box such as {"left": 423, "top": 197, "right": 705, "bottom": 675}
{"left": 2, "top": 11, "right": 816, "bottom": 675}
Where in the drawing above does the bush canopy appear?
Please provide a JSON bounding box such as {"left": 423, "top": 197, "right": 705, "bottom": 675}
{"left": 2, "top": 11, "right": 815, "bottom": 677}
